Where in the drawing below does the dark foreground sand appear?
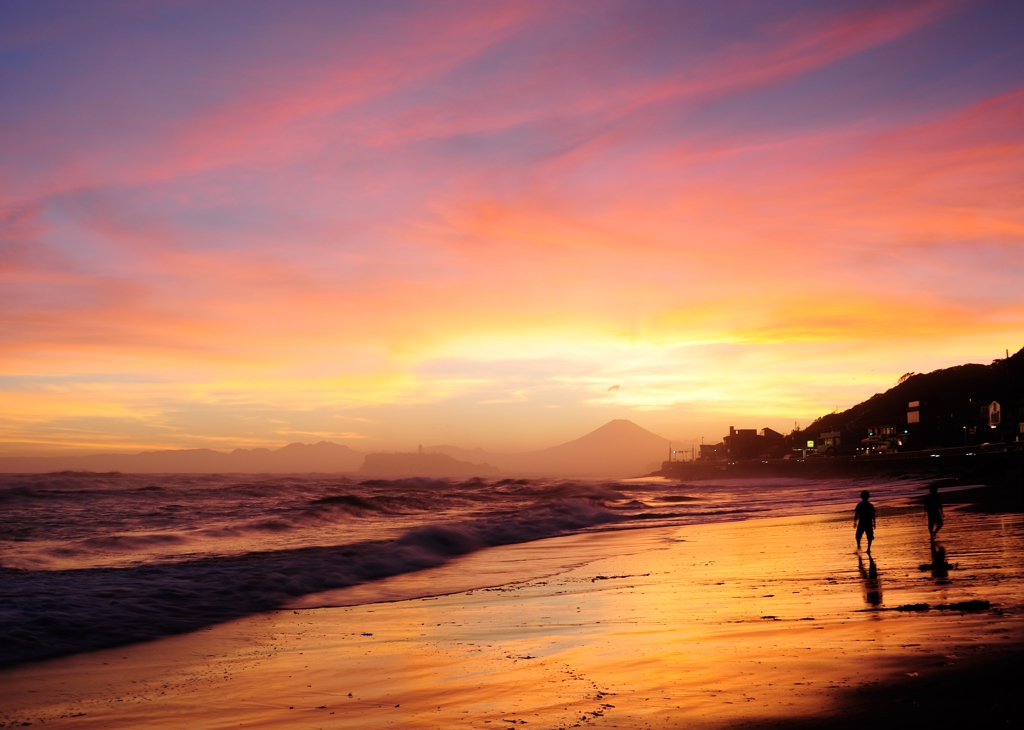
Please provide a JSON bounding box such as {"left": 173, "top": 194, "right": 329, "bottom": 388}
{"left": 2, "top": 487, "right": 1021, "bottom": 728}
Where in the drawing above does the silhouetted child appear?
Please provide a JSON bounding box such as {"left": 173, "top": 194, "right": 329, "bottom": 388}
{"left": 854, "top": 490, "right": 876, "bottom": 552}
{"left": 924, "top": 484, "right": 943, "bottom": 539}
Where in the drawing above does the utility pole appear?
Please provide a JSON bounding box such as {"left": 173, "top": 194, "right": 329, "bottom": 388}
{"left": 1006, "top": 349, "right": 1013, "bottom": 444}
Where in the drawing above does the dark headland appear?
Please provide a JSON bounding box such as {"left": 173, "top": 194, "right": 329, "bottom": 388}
{"left": 659, "top": 346, "right": 1024, "bottom": 487}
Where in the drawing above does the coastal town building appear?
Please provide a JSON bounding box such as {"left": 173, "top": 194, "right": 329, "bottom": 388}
{"left": 699, "top": 443, "right": 725, "bottom": 461}
{"left": 710, "top": 426, "right": 788, "bottom": 461}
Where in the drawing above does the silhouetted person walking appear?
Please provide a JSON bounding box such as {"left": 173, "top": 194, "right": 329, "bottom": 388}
{"left": 925, "top": 484, "right": 943, "bottom": 540}
{"left": 854, "top": 490, "right": 876, "bottom": 552}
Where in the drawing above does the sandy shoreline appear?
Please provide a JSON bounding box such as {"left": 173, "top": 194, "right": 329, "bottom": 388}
{"left": 2, "top": 491, "right": 1022, "bottom": 728}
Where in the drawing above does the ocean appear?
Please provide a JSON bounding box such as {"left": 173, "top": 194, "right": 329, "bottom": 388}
{"left": 1, "top": 471, "right": 938, "bottom": 667}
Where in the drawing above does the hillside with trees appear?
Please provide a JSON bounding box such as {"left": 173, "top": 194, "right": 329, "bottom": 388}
{"left": 794, "top": 347, "right": 1023, "bottom": 452}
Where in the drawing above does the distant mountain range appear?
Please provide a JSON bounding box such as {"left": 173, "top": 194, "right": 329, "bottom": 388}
{"left": 0, "top": 441, "right": 365, "bottom": 474}
{"left": 358, "top": 452, "right": 500, "bottom": 478}
{"left": 425, "top": 419, "right": 669, "bottom": 477}
{"left": 0, "top": 418, "right": 670, "bottom": 478}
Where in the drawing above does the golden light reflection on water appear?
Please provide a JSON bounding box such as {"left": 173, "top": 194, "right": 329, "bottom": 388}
{"left": 2, "top": 507, "right": 1021, "bottom": 728}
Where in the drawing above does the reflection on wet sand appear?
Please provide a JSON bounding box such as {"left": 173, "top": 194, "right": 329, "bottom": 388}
{"left": 858, "top": 554, "right": 883, "bottom": 606}
{"left": 921, "top": 541, "right": 954, "bottom": 582}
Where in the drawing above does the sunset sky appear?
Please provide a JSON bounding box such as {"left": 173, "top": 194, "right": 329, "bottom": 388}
{"left": 2, "top": 0, "right": 1022, "bottom": 455}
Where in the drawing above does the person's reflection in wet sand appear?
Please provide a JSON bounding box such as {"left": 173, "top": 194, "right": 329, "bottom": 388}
{"left": 858, "top": 554, "right": 883, "bottom": 606}
{"left": 925, "top": 484, "right": 944, "bottom": 543}
{"left": 920, "top": 541, "right": 953, "bottom": 583}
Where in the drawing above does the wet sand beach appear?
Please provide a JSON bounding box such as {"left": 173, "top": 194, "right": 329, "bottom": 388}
{"left": 2, "top": 488, "right": 1022, "bottom": 728}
